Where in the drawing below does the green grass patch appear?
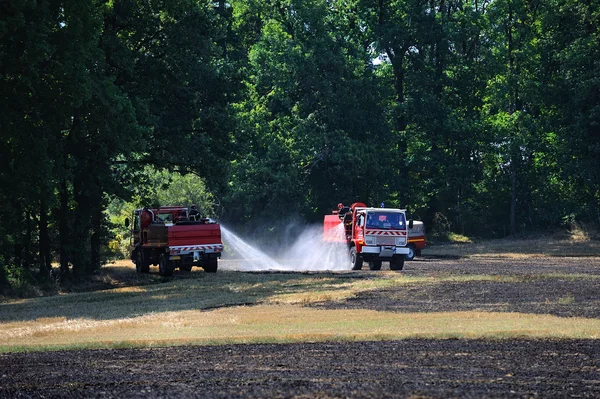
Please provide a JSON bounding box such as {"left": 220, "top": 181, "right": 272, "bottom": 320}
{"left": 447, "top": 233, "right": 473, "bottom": 243}
{"left": 556, "top": 293, "right": 576, "bottom": 305}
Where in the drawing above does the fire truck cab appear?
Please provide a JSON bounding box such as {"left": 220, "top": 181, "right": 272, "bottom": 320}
{"left": 324, "top": 202, "right": 412, "bottom": 271}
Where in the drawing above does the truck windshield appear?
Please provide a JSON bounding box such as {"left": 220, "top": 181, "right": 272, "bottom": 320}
{"left": 366, "top": 212, "right": 406, "bottom": 230}
{"left": 157, "top": 213, "right": 173, "bottom": 223}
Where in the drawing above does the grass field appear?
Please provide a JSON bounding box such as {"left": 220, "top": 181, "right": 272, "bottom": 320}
{"left": 1, "top": 235, "right": 599, "bottom": 352}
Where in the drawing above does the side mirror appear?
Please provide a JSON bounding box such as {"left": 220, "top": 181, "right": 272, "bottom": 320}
{"left": 125, "top": 218, "right": 130, "bottom": 228}
{"left": 408, "top": 219, "right": 413, "bottom": 229}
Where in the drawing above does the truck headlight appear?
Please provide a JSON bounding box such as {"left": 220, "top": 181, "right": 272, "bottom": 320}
{"left": 365, "top": 236, "right": 375, "bottom": 245}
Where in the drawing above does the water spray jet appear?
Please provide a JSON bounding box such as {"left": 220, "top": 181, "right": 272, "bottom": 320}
{"left": 220, "top": 224, "right": 350, "bottom": 272}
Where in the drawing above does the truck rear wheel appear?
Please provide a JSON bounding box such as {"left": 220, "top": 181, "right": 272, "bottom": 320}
{"left": 159, "top": 253, "right": 173, "bottom": 277}
{"left": 350, "top": 247, "right": 363, "bottom": 270}
{"left": 390, "top": 256, "right": 404, "bottom": 271}
{"left": 368, "top": 261, "right": 382, "bottom": 271}
{"left": 136, "top": 251, "right": 150, "bottom": 273}
{"left": 203, "top": 257, "right": 218, "bottom": 273}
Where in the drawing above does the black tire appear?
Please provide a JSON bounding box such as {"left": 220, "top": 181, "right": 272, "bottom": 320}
{"left": 368, "top": 261, "right": 382, "bottom": 271}
{"left": 203, "top": 257, "right": 218, "bottom": 273}
{"left": 135, "top": 251, "right": 141, "bottom": 273}
{"left": 350, "top": 247, "right": 363, "bottom": 270}
{"left": 390, "top": 255, "right": 405, "bottom": 271}
{"left": 405, "top": 244, "right": 416, "bottom": 261}
{"left": 136, "top": 251, "right": 150, "bottom": 273}
{"left": 159, "top": 253, "right": 173, "bottom": 277}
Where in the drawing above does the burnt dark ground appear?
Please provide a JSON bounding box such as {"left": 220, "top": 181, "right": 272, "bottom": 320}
{"left": 315, "top": 255, "right": 600, "bottom": 318}
{"left": 1, "top": 255, "right": 600, "bottom": 398}
{"left": 1, "top": 340, "right": 599, "bottom": 398}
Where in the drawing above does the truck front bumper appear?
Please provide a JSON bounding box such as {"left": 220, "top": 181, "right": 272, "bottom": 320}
{"left": 361, "top": 245, "right": 410, "bottom": 257}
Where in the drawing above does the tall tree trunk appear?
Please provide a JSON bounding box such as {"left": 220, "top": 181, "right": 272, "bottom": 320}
{"left": 378, "top": 0, "right": 410, "bottom": 206}
{"left": 23, "top": 210, "right": 32, "bottom": 270}
{"left": 59, "top": 180, "right": 70, "bottom": 276}
{"left": 216, "top": 0, "right": 228, "bottom": 57}
{"left": 507, "top": 0, "right": 518, "bottom": 235}
{"left": 388, "top": 46, "right": 409, "bottom": 205}
{"left": 69, "top": 108, "right": 91, "bottom": 278}
{"left": 13, "top": 204, "right": 24, "bottom": 271}
{"left": 456, "top": 187, "right": 463, "bottom": 234}
{"left": 0, "top": 261, "right": 8, "bottom": 288}
{"left": 38, "top": 200, "right": 52, "bottom": 277}
{"left": 510, "top": 160, "right": 517, "bottom": 235}
{"left": 59, "top": 107, "right": 79, "bottom": 278}
{"left": 72, "top": 177, "right": 90, "bottom": 277}
{"left": 90, "top": 189, "right": 103, "bottom": 273}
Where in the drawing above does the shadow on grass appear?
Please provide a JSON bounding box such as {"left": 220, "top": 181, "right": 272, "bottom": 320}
{"left": 0, "top": 267, "right": 373, "bottom": 323}
{"left": 59, "top": 266, "right": 171, "bottom": 293}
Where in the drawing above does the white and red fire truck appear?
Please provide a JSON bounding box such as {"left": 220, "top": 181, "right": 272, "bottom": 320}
{"left": 323, "top": 202, "right": 413, "bottom": 270}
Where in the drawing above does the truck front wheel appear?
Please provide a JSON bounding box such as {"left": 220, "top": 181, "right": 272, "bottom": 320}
{"left": 350, "top": 247, "right": 363, "bottom": 270}
{"left": 390, "top": 255, "right": 405, "bottom": 271}
{"left": 159, "top": 253, "right": 173, "bottom": 277}
{"left": 405, "top": 244, "right": 416, "bottom": 261}
{"left": 136, "top": 251, "right": 150, "bottom": 273}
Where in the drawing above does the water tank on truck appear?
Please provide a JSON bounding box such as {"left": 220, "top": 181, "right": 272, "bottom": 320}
{"left": 126, "top": 206, "right": 223, "bottom": 276}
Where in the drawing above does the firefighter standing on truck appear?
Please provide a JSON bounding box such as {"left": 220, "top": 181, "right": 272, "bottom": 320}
{"left": 189, "top": 204, "right": 199, "bottom": 221}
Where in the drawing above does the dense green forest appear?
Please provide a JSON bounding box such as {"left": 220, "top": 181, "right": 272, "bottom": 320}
{"left": 1, "top": 0, "right": 598, "bottom": 286}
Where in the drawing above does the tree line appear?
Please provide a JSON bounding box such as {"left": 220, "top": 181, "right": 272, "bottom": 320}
{"left": 1, "top": 0, "right": 598, "bottom": 287}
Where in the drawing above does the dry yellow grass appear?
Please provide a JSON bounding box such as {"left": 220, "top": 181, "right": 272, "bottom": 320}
{"left": 1, "top": 305, "right": 599, "bottom": 352}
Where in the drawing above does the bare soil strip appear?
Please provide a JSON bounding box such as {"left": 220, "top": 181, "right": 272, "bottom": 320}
{"left": 1, "top": 339, "right": 599, "bottom": 398}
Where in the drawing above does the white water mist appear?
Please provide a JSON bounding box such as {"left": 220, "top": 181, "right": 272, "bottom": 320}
{"left": 282, "top": 224, "right": 350, "bottom": 271}
{"left": 220, "top": 224, "right": 350, "bottom": 271}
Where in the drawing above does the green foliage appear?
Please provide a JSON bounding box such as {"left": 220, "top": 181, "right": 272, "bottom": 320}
{"left": 225, "top": 0, "right": 394, "bottom": 227}
{"left": 132, "top": 167, "right": 216, "bottom": 217}
{"left": 0, "top": 0, "right": 231, "bottom": 284}
{"left": 2, "top": 0, "right": 600, "bottom": 289}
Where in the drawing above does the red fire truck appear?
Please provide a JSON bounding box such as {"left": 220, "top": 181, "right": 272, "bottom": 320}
{"left": 126, "top": 206, "right": 223, "bottom": 276}
{"left": 323, "top": 202, "right": 413, "bottom": 271}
